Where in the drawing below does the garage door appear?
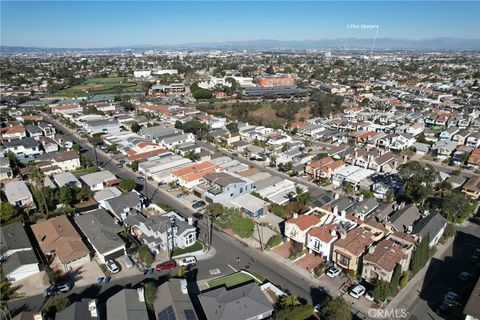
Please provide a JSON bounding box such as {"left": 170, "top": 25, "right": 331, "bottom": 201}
{"left": 103, "top": 249, "right": 125, "bottom": 262}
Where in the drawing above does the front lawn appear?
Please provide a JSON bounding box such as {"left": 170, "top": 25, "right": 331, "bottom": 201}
{"left": 172, "top": 241, "right": 204, "bottom": 257}
{"left": 207, "top": 272, "right": 262, "bottom": 289}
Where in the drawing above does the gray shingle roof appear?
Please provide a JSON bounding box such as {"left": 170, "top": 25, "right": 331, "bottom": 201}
{"left": 199, "top": 282, "right": 273, "bottom": 320}
{"left": 1, "top": 223, "right": 32, "bottom": 253}
{"left": 56, "top": 299, "right": 98, "bottom": 320}
{"left": 2, "top": 250, "right": 38, "bottom": 276}
{"left": 412, "top": 213, "right": 447, "bottom": 240}
{"left": 106, "top": 288, "right": 148, "bottom": 320}
{"left": 74, "top": 209, "right": 124, "bottom": 256}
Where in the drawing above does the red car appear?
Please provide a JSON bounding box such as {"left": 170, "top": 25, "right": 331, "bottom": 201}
{"left": 155, "top": 260, "right": 177, "bottom": 271}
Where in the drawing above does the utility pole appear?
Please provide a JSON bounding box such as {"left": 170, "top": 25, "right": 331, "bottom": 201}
{"left": 256, "top": 222, "right": 263, "bottom": 251}
{"left": 170, "top": 220, "right": 176, "bottom": 259}
{"left": 143, "top": 172, "right": 148, "bottom": 200}
{"left": 93, "top": 144, "right": 99, "bottom": 167}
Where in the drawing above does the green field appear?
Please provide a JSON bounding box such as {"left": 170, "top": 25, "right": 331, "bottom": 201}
{"left": 207, "top": 272, "right": 263, "bottom": 289}
{"left": 52, "top": 77, "right": 141, "bottom": 97}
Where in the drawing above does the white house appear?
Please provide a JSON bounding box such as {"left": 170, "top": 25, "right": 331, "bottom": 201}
{"left": 80, "top": 170, "right": 117, "bottom": 191}
{"left": 306, "top": 225, "right": 338, "bottom": 261}
{"left": 4, "top": 181, "right": 35, "bottom": 209}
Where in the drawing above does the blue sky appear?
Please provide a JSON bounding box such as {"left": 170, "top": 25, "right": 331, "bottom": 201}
{"left": 1, "top": 1, "right": 479, "bottom": 47}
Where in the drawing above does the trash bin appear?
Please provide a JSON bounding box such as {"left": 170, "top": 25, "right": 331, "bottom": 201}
{"left": 97, "top": 277, "right": 104, "bottom": 284}
{"left": 105, "top": 276, "right": 111, "bottom": 283}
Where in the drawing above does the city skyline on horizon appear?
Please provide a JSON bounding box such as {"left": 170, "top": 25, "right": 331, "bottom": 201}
{"left": 1, "top": 1, "right": 479, "bottom": 48}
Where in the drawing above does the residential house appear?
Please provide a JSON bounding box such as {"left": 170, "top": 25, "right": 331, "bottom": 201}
{"left": 93, "top": 187, "right": 123, "bottom": 203}
{"left": 284, "top": 213, "right": 323, "bottom": 246}
{"left": 38, "top": 122, "right": 56, "bottom": 138}
{"left": 53, "top": 172, "right": 82, "bottom": 188}
{"left": 439, "top": 127, "right": 460, "bottom": 141}
{"left": 193, "top": 172, "right": 254, "bottom": 205}
{"left": 0, "top": 125, "right": 27, "bottom": 141}
{"left": 0, "top": 223, "right": 40, "bottom": 281}
{"left": 412, "top": 213, "right": 447, "bottom": 248}
{"left": 160, "top": 133, "right": 196, "bottom": 149}
{"left": 413, "top": 142, "right": 430, "bottom": 156}
{"left": 305, "top": 157, "right": 334, "bottom": 180}
{"left": 25, "top": 124, "right": 43, "bottom": 139}
{"left": 39, "top": 136, "right": 59, "bottom": 153}
{"left": 198, "top": 282, "right": 274, "bottom": 320}
{"left": 389, "top": 133, "right": 415, "bottom": 151}
{"left": 362, "top": 237, "right": 413, "bottom": 283}
{"left": 452, "top": 129, "right": 471, "bottom": 146}
{"left": 31, "top": 215, "right": 90, "bottom": 271}
{"left": 388, "top": 204, "right": 420, "bottom": 233}
{"left": 466, "top": 132, "right": 480, "bottom": 148}
{"left": 106, "top": 288, "right": 148, "bottom": 320}
{"left": 463, "top": 176, "right": 480, "bottom": 199}
{"left": 51, "top": 104, "right": 83, "bottom": 115}
{"left": 345, "top": 198, "right": 380, "bottom": 220}
{"left": 306, "top": 225, "right": 338, "bottom": 261}
{"left": 468, "top": 148, "right": 480, "bottom": 170}
{"left": 84, "top": 118, "right": 121, "bottom": 135}
{"left": 3, "top": 138, "right": 43, "bottom": 158}
{"left": 256, "top": 179, "right": 307, "bottom": 205}
{"left": 333, "top": 227, "right": 375, "bottom": 272}
{"left": 433, "top": 140, "right": 457, "bottom": 160}
{"left": 368, "top": 152, "right": 399, "bottom": 173}
{"left": 80, "top": 170, "right": 118, "bottom": 191}
{"left": 0, "top": 156, "right": 13, "bottom": 181}
{"left": 171, "top": 161, "right": 222, "bottom": 189}
{"left": 125, "top": 212, "right": 197, "bottom": 254}
{"left": 56, "top": 299, "right": 99, "bottom": 320}
{"left": 74, "top": 208, "right": 126, "bottom": 263}
{"left": 230, "top": 193, "right": 269, "bottom": 219}
{"left": 102, "top": 192, "right": 142, "bottom": 222}
{"left": 155, "top": 279, "right": 198, "bottom": 320}
{"left": 4, "top": 181, "right": 35, "bottom": 209}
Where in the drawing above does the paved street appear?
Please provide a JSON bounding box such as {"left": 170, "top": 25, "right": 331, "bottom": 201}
{"left": 391, "top": 221, "right": 480, "bottom": 320}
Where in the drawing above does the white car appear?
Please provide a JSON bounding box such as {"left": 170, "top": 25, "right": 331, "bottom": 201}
{"left": 349, "top": 285, "right": 366, "bottom": 299}
{"left": 106, "top": 260, "right": 120, "bottom": 274}
{"left": 326, "top": 267, "right": 341, "bottom": 278}
{"left": 179, "top": 256, "right": 197, "bottom": 267}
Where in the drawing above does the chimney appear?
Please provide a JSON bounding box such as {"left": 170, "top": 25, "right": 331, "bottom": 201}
{"left": 340, "top": 210, "right": 346, "bottom": 219}
{"left": 88, "top": 300, "right": 98, "bottom": 318}
{"left": 293, "top": 213, "right": 299, "bottom": 219}
{"left": 188, "top": 217, "right": 193, "bottom": 225}
{"left": 334, "top": 193, "right": 340, "bottom": 200}
{"left": 333, "top": 206, "right": 339, "bottom": 215}
{"left": 358, "top": 194, "right": 364, "bottom": 202}
{"left": 33, "top": 314, "right": 43, "bottom": 320}
{"left": 330, "top": 228, "right": 336, "bottom": 236}
{"left": 368, "top": 246, "right": 376, "bottom": 254}
{"left": 137, "top": 287, "right": 145, "bottom": 302}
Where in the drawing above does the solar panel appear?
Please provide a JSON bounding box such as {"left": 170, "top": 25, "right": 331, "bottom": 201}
{"left": 158, "top": 306, "right": 176, "bottom": 320}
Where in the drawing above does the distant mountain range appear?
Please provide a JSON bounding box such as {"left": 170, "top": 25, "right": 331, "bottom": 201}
{"left": 2, "top": 38, "right": 479, "bottom": 54}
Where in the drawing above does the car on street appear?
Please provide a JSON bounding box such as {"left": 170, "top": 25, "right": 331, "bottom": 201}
{"left": 116, "top": 163, "right": 123, "bottom": 168}
{"left": 137, "top": 176, "right": 145, "bottom": 181}
{"left": 156, "top": 260, "right": 177, "bottom": 271}
{"left": 179, "top": 256, "right": 197, "bottom": 267}
{"left": 43, "top": 282, "right": 73, "bottom": 297}
{"left": 314, "top": 303, "right": 322, "bottom": 313}
{"left": 443, "top": 291, "right": 459, "bottom": 305}
{"left": 349, "top": 285, "right": 366, "bottom": 299}
{"left": 459, "top": 271, "right": 471, "bottom": 282}
{"left": 106, "top": 260, "right": 120, "bottom": 274}
{"left": 326, "top": 267, "right": 341, "bottom": 278}
{"left": 192, "top": 200, "right": 206, "bottom": 209}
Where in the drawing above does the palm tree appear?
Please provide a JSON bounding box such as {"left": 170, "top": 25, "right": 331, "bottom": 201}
{"left": 29, "top": 167, "right": 49, "bottom": 215}
{"left": 0, "top": 277, "right": 22, "bottom": 310}
{"left": 270, "top": 154, "right": 278, "bottom": 167}
{"left": 185, "top": 150, "right": 200, "bottom": 162}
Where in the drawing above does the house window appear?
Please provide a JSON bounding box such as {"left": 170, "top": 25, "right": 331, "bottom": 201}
{"left": 240, "top": 187, "right": 243, "bottom": 193}
{"left": 337, "top": 253, "right": 350, "bottom": 268}
{"left": 185, "top": 233, "right": 195, "bottom": 246}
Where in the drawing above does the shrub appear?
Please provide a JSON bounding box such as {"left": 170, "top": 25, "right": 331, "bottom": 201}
{"left": 313, "top": 264, "right": 326, "bottom": 278}
{"left": 372, "top": 280, "right": 390, "bottom": 302}
{"left": 266, "top": 234, "right": 282, "bottom": 250}
{"left": 138, "top": 244, "right": 154, "bottom": 266}
{"left": 399, "top": 272, "right": 410, "bottom": 288}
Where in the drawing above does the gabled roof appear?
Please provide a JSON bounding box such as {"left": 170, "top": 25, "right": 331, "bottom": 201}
{"left": 106, "top": 288, "right": 148, "bottom": 320}
{"left": 364, "top": 238, "right": 407, "bottom": 272}
{"left": 334, "top": 228, "right": 374, "bottom": 256}
{"left": 412, "top": 213, "right": 447, "bottom": 240}
{"left": 308, "top": 225, "right": 337, "bottom": 243}
{"left": 1, "top": 223, "right": 32, "bottom": 253}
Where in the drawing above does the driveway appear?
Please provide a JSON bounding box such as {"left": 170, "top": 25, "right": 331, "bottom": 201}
{"left": 295, "top": 252, "right": 324, "bottom": 272}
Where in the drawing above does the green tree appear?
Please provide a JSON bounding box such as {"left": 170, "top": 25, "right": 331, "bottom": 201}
{"left": 410, "top": 233, "right": 430, "bottom": 275}
{"left": 399, "top": 272, "right": 410, "bottom": 288}
{"left": 440, "top": 190, "right": 474, "bottom": 222}
{"left": 0, "top": 276, "right": 22, "bottom": 309}
{"left": 119, "top": 179, "right": 136, "bottom": 193}
{"left": 0, "top": 202, "right": 18, "bottom": 223}
{"left": 398, "top": 161, "right": 439, "bottom": 205}
{"left": 192, "top": 88, "right": 212, "bottom": 99}
{"left": 131, "top": 160, "right": 139, "bottom": 172}
{"left": 72, "top": 143, "right": 80, "bottom": 152}
{"left": 89, "top": 133, "right": 103, "bottom": 146}
{"left": 206, "top": 203, "right": 224, "bottom": 218}
{"left": 343, "top": 181, "right": 355, "bottom": 196}
{"left": 131, "top": 122, "right": 141, "bottom": 133}
{"left": 389, "top": 264, "right": 402, "bottom": 294}
{"left": 372, "top": 280, "right": 390, "bottom": 301}
{"left": 143, "top": 282, "right": 157, "bottom": 313}
{"left": 185, "top": 150, "right": 200, "bottom": 161}
{"left": 58, "top": 186, "right": 73, "bottom": 206}
{"left": 106, "top": 144, "right": 118, "bottom": 153}
{"left": 75, "top": 186, "right": 93, "bottom": 202}
{"left": 226, "top": 122, "right": 239, "bottom": 134}
{"left": 29, "top": 167, "right": 49, "bottom": 214}
{"left": 279, "top": 295, "right": 299, "bottom": 308}
{"left": 321, "top": 297, "right": 351, "bottom": 320}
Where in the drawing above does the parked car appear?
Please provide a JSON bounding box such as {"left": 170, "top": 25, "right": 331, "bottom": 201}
{"left": 137, "top": 176, "right": 145, "bottom": 181}
{"left": 459, "top": 271, "right": 471, "bottom": 282}
{"left": 121, "top": 255, "right": 134, "bottom": 269}
{"left": 43, "top": 282, "right": 73, "bottom": 297}
{"left": 156, "top": 260, "right": 177, "bottom": 271}
{"left": 116, "top": 163, "right": 123, "bottom": 168}
{"left": 179, "top": 256, "right": 197, "bottom": 267}
{"left": 106, "top": 260, "right": 120, "bottom": 274}
{"left": 443, "top": 292, "right": 459, "bottom": 305}
{"left": 326, "top": 267, "right": 341, "bottom": 278}
{"left": 349, "top": 285, "right": 366, "bottom": 299}
{"left": 192, "top": 200, "right": 206, "bottom": 209}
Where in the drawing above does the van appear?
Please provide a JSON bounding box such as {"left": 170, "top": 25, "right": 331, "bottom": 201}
{"left": 121, "top": 255, "right": 134, "bottom": 269}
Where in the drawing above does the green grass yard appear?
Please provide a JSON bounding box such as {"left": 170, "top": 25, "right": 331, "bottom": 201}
{"left": 207, "top": 272, "right": 262, "bottom": 289}
{"left": 171, "top": 241, "right": 204, "bottom": 257}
